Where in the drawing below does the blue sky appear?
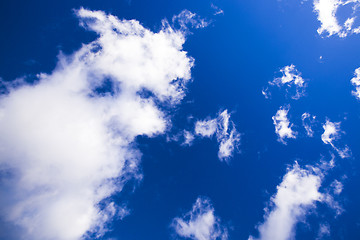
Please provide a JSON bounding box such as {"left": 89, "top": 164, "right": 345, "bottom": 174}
{"left": 1, "top": 0, "right": 360, "bottom": 240}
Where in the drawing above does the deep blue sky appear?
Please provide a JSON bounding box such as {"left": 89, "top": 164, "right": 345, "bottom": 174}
{"left": 1, "top": 0, "right": 360, "bottom": 240}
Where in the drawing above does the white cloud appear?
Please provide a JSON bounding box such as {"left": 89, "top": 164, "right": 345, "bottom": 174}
{"left": 0, "top": 8, "right": 198, "bottom": 240}
{"left": 330, "top": 179, "right": 343, "bottom": 195}
{"left": 302, "top": 112, "right": 317, "bottom": 137}
{"left": 195, "top": 119, "right": 218, "bottom": 138}
{"left": 272, "top": 106, "right": 297, "bottom": 144}
{"left": 321, "top": 120, "right": 350, "bottom": 158}
{"left": 183, "top": 130, "right": 195, "bottom": 146}
{"left": 249, "top": 162, "right": 325, "bottom": 240}
{"left": 172, "top": 10, "right": 210, "bottom": 31}
{"left": 195, "top": 110, "right": 241, "bottom": 162}
{"left": 316, "top": 223, "right": 331, "bottom": 240}
{"left": 211, "top": 4, "right": 224, "bottom": 15}
{"left": 351, "top": 67, "right": 360, "bottom": 100}
{"left": 314, "top": 0, "right": 360, "bottom": 37}
{"left": 172, "top": 197, "right": 228, "bottom": 240}
{"left": 264, "top": 65, "right": 307, "bottom": 100}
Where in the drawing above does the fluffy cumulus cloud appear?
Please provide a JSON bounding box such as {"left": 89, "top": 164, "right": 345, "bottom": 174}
{"left": 321, "top": 120, "right": 350, "bottom": 158}
{"left": 272, "top": 106, "right": 296, "bottom": 144}
{"left": 249, "top": 162, "right": 330, "bottom": 240}
{"left": 351, "top": 67, "right": 360, "bottom": 99}
{"left": 314, "top": 0, "right": 360, "bottom": 37}
{"left": 263, "top": 65, "right": 307, "bottom": 100}
{"left": 195, "top": 110, "right": 241, "bottom": 162}
{"left": 0, "top": 8, "right": 200, "bottom": 240}
{"left": 172, "top": 197, "right": 228, "bottom": 240}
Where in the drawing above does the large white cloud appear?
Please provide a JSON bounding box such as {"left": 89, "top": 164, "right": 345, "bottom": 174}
{"left": 249, "top": 161, "right": 339, "bottom": 240}
{"left": 272, "top": 106, "right": 297, "bottom": 144}
{"left": 0, "top": 8, "right": 200, "bottom": 240}
{"left": 314, "top": 0, "right": 360, "bottom": 37}
{"left": 195, "top": 110, "right": 241, "bottom": 162}
{"left": 351, "top": 67, "right": 360, "bottom": 99}
{"left": 172, "top": 197, "right": 228, "bottom": 240}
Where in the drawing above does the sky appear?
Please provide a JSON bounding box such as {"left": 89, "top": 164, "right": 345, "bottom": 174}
{"left": 0, "top": 0, "right": 360, "bottom": 240}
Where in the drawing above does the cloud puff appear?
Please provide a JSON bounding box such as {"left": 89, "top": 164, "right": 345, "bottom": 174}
{"left": 302, "top": 112, "right": 317, "bottom": 137}
{"left": 263, "top": 65, "right": 307, "bottom": 100}
{"left": 195, "top": 110, "right": 241, "bottom": 162}
{"left": 321, "top": 120, "right": 350, "bottom": 158}
{"left": 351, "top": 67, "right": 360, "bottom": 99}
{"left": 272, "top": 106, "right": 297, "bottom": 144}
{"left": 314, "top": 0, "right": 360, "bottom": 37}
{"left": 0, "top": 8, "right": 199, "bottom": 240}
{"left": 249, "top": 162, "right": 329, "bottom": 240}
{"left": 172, "top": 197, "right": 228, "bottom": 240}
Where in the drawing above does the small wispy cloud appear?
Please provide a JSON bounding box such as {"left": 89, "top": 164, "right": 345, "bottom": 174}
{"left": 321, "top": 120, "right": 351, "bottom": 158}
{"left": 172, "top": 10, "right": 210, "bottom": 31}
{"left": 172, "top": 197, "right": 228, "bottom": 240}
{"left": 272, "top": 106, "right": 297, "bottom": 144}
{"left": 302, "top": 112, "right": 317, "bottom": 137}
{"left": 313, "top": 0, "right": 360, "bottom": 37}
{"left": 211, "top": 4, "right": 224, "bottom": 15}
{"left": 263, "top": 64, "right": 307, "bottom": 100}
{"left": 195, "top": 110, "right": 241, "bottom": 162}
